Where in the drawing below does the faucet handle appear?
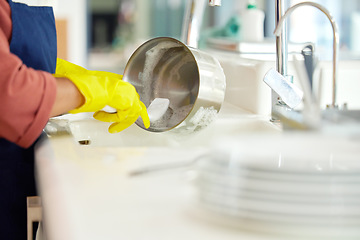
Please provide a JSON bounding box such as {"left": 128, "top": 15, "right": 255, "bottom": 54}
{"left": 209, "top": 0, "right": 221, "bottom": 6}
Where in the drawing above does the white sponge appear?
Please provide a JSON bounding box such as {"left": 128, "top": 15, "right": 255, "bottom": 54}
{"left": 147, "top": 98, "right": 170, "bottom": 122}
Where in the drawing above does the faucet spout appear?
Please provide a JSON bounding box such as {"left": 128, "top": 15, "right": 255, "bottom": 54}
{"left": 274, "top": 1, "right": 339, "bottom": 108}
{"left": 181, "top": 0, "right": 221, "bottom": 49}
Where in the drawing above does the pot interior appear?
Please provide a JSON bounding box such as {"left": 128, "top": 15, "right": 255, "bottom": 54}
{"left": 123, "top": 38, "right": 200, "bottom": 132}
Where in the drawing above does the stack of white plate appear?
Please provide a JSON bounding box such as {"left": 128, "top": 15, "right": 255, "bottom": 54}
{"left": 194, "top": 133, "right": 360, "bottom": 238}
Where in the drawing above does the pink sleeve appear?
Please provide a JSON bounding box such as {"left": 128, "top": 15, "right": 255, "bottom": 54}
{"left": 0, "top": 13, "right": 57, "bottom": 148}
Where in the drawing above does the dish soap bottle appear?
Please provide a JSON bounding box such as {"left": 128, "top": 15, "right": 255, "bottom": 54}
{"left": 241, "top": 0, "right": 265, "bottom": 42}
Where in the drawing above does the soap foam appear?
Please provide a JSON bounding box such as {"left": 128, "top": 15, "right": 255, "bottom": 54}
{"left": 139, "top": 41, "right": 180, "bottom": 105}
{"left": 167, "top": 104, "right": 194, "bottom": 127}
{"left": 150, "top": 104, "right": 192, "bottom": 129}
{"left": 189, "top": 106, "right": 218, "bottom": 128}
{"left": 150, "top": 106, "right": 174, "bottom": 129}
{"left": 176, "top": 106, "right": 218, "bottom": 133}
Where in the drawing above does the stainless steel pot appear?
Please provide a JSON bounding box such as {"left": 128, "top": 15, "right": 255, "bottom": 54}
{"left": 123, "top": 37, "right": 226, "bottom": 133}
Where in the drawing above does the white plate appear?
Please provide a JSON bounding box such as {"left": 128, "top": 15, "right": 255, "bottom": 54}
{"left": 193, "top": 199, "right": 360, "bottom": 238}
{"left": 197, "top": 169, "right": 360, "bottom": 196}
{"left": 198, "top": 159, "right": 360, "bottom": 183}
{"left": 195, "top": 177, "right": 360, "bottom": 205}
{"left": 208, "top": 133, "right": 360, "bottom": 174}
{"left": 197, "top": 189, "right": 360, "bottom": 218}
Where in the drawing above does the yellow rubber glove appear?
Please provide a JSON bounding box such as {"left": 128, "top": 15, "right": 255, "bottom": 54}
{"left": 53, "top": 58, "right": 150, "bottom": 133}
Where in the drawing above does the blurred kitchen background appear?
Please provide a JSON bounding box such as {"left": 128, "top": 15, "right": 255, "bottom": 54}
{"left": 53, "top": 0, "right": 360, "bottom": 67}
{"left": 52, "top": 0, "right": 360, "bottom": 111}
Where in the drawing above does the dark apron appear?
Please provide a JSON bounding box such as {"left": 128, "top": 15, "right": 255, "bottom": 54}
{"left": 0, "top": 0, "right": 57, "bottom": 239}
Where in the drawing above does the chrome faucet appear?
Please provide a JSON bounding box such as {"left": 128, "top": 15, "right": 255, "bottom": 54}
{"left": 272, "top": 0, "right": 290, "bottom": 119}
{"left": 275, "top": 0, "right": 289, "bottom": 78}
{"left": 274, "top": 1, "right": 339, "bottom": 109}
{"left": 268, "top": 1, "right": 339, "bottom": 129}
{"left": 181, "top": 0, "right": 221, "bottom": 49}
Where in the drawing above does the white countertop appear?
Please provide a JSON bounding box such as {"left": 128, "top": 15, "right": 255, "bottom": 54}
{"left": 36, "top": 103, "right": 360, "bottom": 240}
{"left": 35, "top": 136, "right": 294, "bottom": 240}
{"left": 35, "top": 103, "right": 298, "bottom": 240}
